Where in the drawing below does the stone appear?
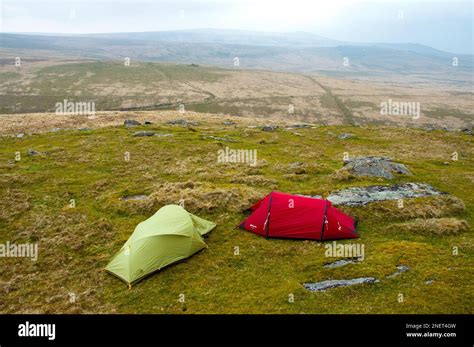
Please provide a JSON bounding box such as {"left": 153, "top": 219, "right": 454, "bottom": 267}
{"left": 223, "top": 120, "right": 236, "bottom": 126}
{"left": 338, "top": 133, "right": 353, "bottom": 140}
{"left": 323, "top": 258, "right": 361, "bottom": 268}
{"left": 262, "top": 125, "right": 278, "bottom": 132}
{"left": 27, "top": 149, "right": 40, "bottom": 156}
{"left": 387, "top": 265, "right": 410, "bottom": 278}
{"left": 327, "top": 182, "right": 443, "bottom": 206}
{"left": 132, "top": 131, "right": 155, "bottom": 137}
{"left": 167, "top": 119, "right": 199, "bottom": 127}
{"left": 304, "top": 277, "right": 379, "bottom": 292}
{"left": 342, "top": 156, "right": 410, "bottom": 179}
{"left": 203, "top": 135, "right": 236, "bottom": 142}
{"left": 287, "top": 124, "right": 313, "bottom": 129}
{"left": 124, "top": 119, "right": 141, "bottom": 127}
{"left": 120, "top": 195, "right": 148, "bottom": 201}
{"left": 16, "top": 133, "right": 25, "bottom": 138}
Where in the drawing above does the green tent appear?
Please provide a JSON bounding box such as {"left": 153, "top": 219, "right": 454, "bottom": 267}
{"left": 106, "top": 204, "right": 216, "bottom": 287}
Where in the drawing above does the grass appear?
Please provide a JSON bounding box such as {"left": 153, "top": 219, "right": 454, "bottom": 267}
{"left": 0, "top": 112, "right": 472, "bottom": 314}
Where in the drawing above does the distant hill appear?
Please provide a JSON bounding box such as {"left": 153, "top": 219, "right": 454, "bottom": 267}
{"left": 0, "top": 30, "right": 472, "bottom": 85}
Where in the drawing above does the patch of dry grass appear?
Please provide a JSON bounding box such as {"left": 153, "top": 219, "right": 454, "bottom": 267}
{"left": 388, "top": 218, "right": 470, "bottom": 236}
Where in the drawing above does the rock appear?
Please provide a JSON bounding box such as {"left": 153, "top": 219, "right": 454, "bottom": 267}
{"left": 387, "top": 265, "right": 410, "bottom": 278}
{"left": 51, "top": 128, "right": 62, "bottom": 132}
{"left": 327, "top": 182, "right": 443, "bottom": 206}
{"left": 338, "top": 133, "right": 353, "bottom": 140}
{"left": 425, "top": 280, "right": 434, "bottom": 285}
{"left": 124, "top": 119, "right": 141, "bottom": 127}
{"left": 27, "top": 149, "right": 40, "bottom": 156}
{"left": 120, "top": 195, "right": 148, "bottom": 201}
{"left": 287, "top": 124, "right": 313, "bottom": 129}
{"left": 342, "top": 156, "right": 410, "bottom": 179}
{"left": 262, "top": 125, "right": 278, "bottom": 132}
{"left": 223, "top": 120, "right": 236, "bottom": 126}
{"left": 78, "top": 127, "right": 92, "bottom": 131}
{"left": 203, "top": 135, "right": 236, "bottom": 142}
{"left": 123, "top": 119, "right": 142, "bottom": 128}
{"left": 461, "top": 127, "right": 472, "bottom": 135}
{"left": 323, "top": 258, "right": 361, "bottom": 269}
{"left": 167, "top": 119, "right": 199, "bottom": 127}
{"left": 144, "top": 121, "right": 153, "bottom": 125}
{"left": 16, "top": 133, "right": 25, "bottom": 138}
{"left": 304, "top": 277, "right": 379, "bottom": 292}
{"left": 156, "top": 133, "right": 174, "bottom": 137}
{"left": 133, "top": 131, "right": 156, "bottom": 137}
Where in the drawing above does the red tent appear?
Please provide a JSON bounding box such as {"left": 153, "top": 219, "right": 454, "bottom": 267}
{"left": 240, "top": 191, "right": 358, "bottom": 240}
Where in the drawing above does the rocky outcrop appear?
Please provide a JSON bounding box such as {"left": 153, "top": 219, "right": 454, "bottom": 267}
{"left": 342, "top": 156, "right": 410, "bottom": 179}
{"left": 327, "top": 183, "right": 443, "bottom": 206}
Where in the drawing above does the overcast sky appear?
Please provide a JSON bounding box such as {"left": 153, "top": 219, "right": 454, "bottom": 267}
{"left": 0, "top": 0, "right": 472, "bottom": 54}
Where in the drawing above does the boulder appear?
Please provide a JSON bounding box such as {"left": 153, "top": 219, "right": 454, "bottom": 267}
{"left": 342, "top": 156, "right": 410, "bottom": 179}
{"left": 124, "top": 119, "right": 141, "bottom": 127}
{"left": 327, "top": 182, "right": 443, "bottom": 206}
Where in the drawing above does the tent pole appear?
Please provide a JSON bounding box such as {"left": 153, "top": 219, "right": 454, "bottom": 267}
{"left": 265, "top": 192, "right": 274, "bottom": 239}
{"left": 320, "top": 200, "right": 328, "bottom": 242}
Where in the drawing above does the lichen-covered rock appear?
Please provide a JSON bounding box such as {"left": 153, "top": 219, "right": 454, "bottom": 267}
{"left": 304, "top": 277, "right": 379, "bottom": 291}
{"left": 327, "top": 183, "right": 442, "bottom": 206}
{"left": 342, "top": 156, "right": 410, "bottom": 179}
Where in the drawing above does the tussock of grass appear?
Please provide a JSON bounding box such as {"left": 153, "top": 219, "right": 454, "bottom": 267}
{"left": 230, "top": 174, "right": 278, "bottom": 188}
{"left": 346, "top": 195, "right": 465, "bottom": 222}
{"left": 107, "top": 181, "right": 265, "bottom": 215}
{"left": 0, "top": 189, "right": 31, "bottom": 221}
{"left": 389, "top": 218, "right": 470, "bottom": 236}
{"left": 332, "top": 168, "right": 355, "bottom": 181}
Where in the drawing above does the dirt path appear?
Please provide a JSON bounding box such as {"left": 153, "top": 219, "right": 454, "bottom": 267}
{"left": 306, "top": 75, "right": 355, "bottom": 125}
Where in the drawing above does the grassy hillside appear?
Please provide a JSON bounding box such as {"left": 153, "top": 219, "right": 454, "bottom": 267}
{"left": 0, "top": 111, "right": 472, "bottom": 313}
{"left": 0, "top": 61, "right": 472, "bottom": 129}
